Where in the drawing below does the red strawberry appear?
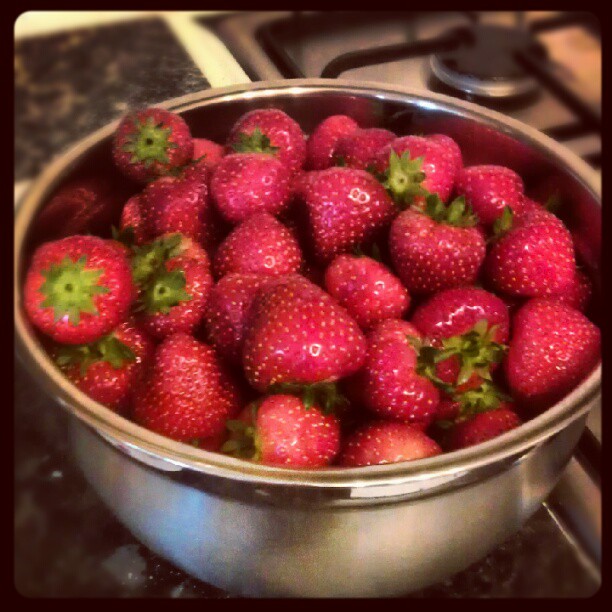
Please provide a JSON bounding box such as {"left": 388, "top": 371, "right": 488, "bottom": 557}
{"left": 373, "top": 134, "right": 460, "bottom": 204}
{"left": 119, "top": 194, "right": 150, "bottom": 246}
{"left": 242, "top": 275, "right": 367, "bottom": 392}
{"left": 485, "top": 207, "right": 576, "bottom": 298}
{"left": 302, "top": 167, "right": 396, "bottom": 263}
{"left": 131, "top": 233, "right": 212, "bottom": 339}
{"left": 204, "top": 273, "right": 276, "bottom": 364}
{"left": 213, "top": 212, "right": 302, "bottom": 278}
{"left": 210, "top": 153, "right": 292, "bottom": 224}
{"left": 443, "top": 407, "right": 521, "bottom": 451}
{"left": 333, "top": 128, "right": 395, "bottom": 170}
{"left": 192, "top": 137, "right": 224, "bottom": 172}
{"left": 324, "top": 254, "right": 410, "bottom": 330}
{"left": 306, "top": 115, "right": 359, "bottom": 170}
{"left": 428, "top": 134, "right": 463, "bottom": 175}
{"left": 33, "top": 175, "right": 132, "bottom": 243}
{"left": 226, "top": 109, "right": 306, "bottom": 175}
{"left": 24, "top": 235, "right": 134, "bottom": 345}
{"left": 133, "top": 333, "right": 241, "bottom": 441}
{"left": 339, "top": 421, "right": 441, "bottom": 467}
{"left": 550, "top": 268, "right": 592, "bottom": 313}
{"left": 224, "top": 395, "right": 341, "bottom": 468}
{"left": 355, "top": 321, "right": 440, "bottom": 426}
{"left": 112, "top": 107, "right": 193, "bottom": 183}
{"left": 54, "top": 318, "right": 155, "bottom": 414}
{"left": 505, "top": 299, "right": 600, "bottom": 409}
{"left": 454, "top": 165, "right": 525, "bottom": 227}
{"left": 140, "top": 170, "right": 211, "bottom": 245}
{"left": 389, "top": 195, "right": 486, "bottom": 294}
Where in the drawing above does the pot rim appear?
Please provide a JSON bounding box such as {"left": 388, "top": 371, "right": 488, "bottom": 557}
{"left": 14, "top": 78, "right": 601, "bottom": 490}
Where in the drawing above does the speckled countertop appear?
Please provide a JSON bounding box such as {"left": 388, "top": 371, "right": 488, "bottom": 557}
{"left": 14, "top": 14, "right": 600, "bottom": 599}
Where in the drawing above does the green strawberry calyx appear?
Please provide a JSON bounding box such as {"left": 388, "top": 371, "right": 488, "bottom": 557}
{"left": 491, "top": 206, "right": 514, "bottom": 239}
{"left": 422, "top": 193, "right": 479, "bottom": 228}
{"left": 410, "top": 319, "right": 507, "bottom": 392}
{"left": 39, "top": 256, "right": 109, "bottom": 326}
{"left": 122, "top": 115, "right": 178, "bottom": 168}
{"left": 231, "top": 128, "right": 279, "bottom": 155}
{"left": 268, "top": 381, "right": 348, "bottom": 415}
{"left": 222, "top": 402, "right": 262, "bottom": 461}
{"left": 381, "top": 150, "right": 428, "bottom": 207}
{"left": 131, "top": 234, "right": 192, "bottom": 315}
{"left": 453, "top": 380, "right": 513, "bottom": 421}
{"left": 55, "top": 333, "right": 136, "bottom": 377}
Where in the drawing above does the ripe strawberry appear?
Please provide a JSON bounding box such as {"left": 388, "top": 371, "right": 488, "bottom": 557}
{"left": 131, "top": 233, "right": 212, "bottom": 339}
{"left": 112, "top": 107, "right": 193, "bottom": 183}
{"left": 428, "top": 134, "right": 463, "bottom": 175}
{"left": 192, "top": 137, "right": 224, "bottom": 172}
{"left": 333, "top": 127, "right": 395, "bottom": 170}
{"left": 210, "top": 152, "right": 292, "bottom": 224}
{"left": 224, "top": 395, "right": 341, "bottom": 468}
{"left": 54, "top": 319, "right": 155, "bottom": 414}
{"left": 355, "top": 321, "right": 440, "bottom": 426}
{"left": 339, "top": 421, "right": 441, "bottom": 467}
{"left": 373, "top": 134, "right": 460, "bottom": 205}
{"left": 302, "top": 167, "right": 396, "bottom": 263}
{"left": 505, "top": 299, "right": 600, "bottom": 409}
{"left": 242, "top": 274, "right": 367, "bottom": 392}
{"left": 550, "top": 268, "right": 592, "bottom": 313}
{"left": 324, "top": 254, "right": 410, "bottom": 330}
{"left": 306, "top": 115, "right": 359, "bottom": 170}
{"left": 119, "top": 194, "right": 150, "bottom": 246}
{"left": 24, "top": 235, "right": 134, "bottom": 345}
{"left": 485, "top": 207, "right": 575, "bottom": 298}
{"left": 454, "top": 165, "right": 525, "bottom": 227}
{"left": 442, "top": 407, "right": 521, "bottom": 451}
{"left": 389, "top": 195, "right": 486, "bottom": 294}
{"left": 33, "top": 175, "right": 132, "bottom": 243}
{"left": 133, "top": 333, "right": 241, "bottom": 441}
{"left": 140, "top": 170, "right": 211, "bottom": 245}
{"left": 213, "top": 212, "right": 302, "bottom": 278}
{"left": 203, "top": 273, "right": 276, "bottom": 364}
{"left": 226, "top": 108, "right": 306, "bottom": 175}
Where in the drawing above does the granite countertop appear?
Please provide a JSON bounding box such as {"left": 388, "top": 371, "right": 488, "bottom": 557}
{"left": 14, "top": 14, "right": 600, "bottom": 599}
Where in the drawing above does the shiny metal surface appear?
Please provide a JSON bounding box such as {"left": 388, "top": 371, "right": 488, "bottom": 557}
{"left": 14, "top": 80, "right": 601, "bottom": 596}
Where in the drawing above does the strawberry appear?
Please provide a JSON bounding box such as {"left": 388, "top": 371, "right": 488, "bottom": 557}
{"left": 339, "top": 421, "right": 441, "bottom": 467}
{"left": 428, "top": 134, "right": 463, "bottom": 175}
{"left": 550, "top": 268, "right": 592, "bottom": 313}
{"left": 203, "top": 273, "right": 276, "bottom": 364}
{"left": 306, "top": 115, "right": 359, "bottom": 170}
{"left": 301, "top": 167, "right": 396, "bottom": 263}
{"left": 242, "top": 274, "right": 367, "bottom": 392}
{"left": 133, "top": 333, "right": 241, "bottom": 442}
{"left": 192, "top": 137, "right": 224, "bottom": 172}
{"left": 140, "top": 169, "right": 211, "bottom": 245}
{"left": 485, "top": 207, "right": 576, "bottom": 298}
{"left": 213, "top": 212, "right": 302, "bottom": 278}
{"left": 373, "top": 134, "right": 460, "bottom": 205}
{"left": 131, "top": 233, "right": 212, "bottom": 339}
{"left": 24, "top": 235, "right": 134, "bottom": 345}
{"left": 454, "top": 165, "right": 525, "bottom": 227}
{"left": 333, "top": 127, "right": 395, "bottom": 170}
{"left": 224, "top": 395, "right": 341, "bottom": 468}
{"left": 53, "top": 318, "right": 155, "bottom": 414}
{"left": 210, "top": 153, "right": 292, "bottom": 224}
{"left": 112, "top": 107, "right": 193, "bottom": 183}
{"left": 505, "top": 299, "right": 600, "bottom": 409}
{"left": 324, "top": 254, "right": 410, "bottom": 330}
{"left": 355, "top": 320, "right": 440, "bottom": 426}
{"left": 226, "top": 108, "right": 306, "bottom": 175}
{"left": 442, "top": 407, "right": 521, "bottom": 451}
{"left": 119, "top": 194, "right": 150, "bottom": 247}
{"left": 389, "top": 195, "right": 486, "bottom": 294}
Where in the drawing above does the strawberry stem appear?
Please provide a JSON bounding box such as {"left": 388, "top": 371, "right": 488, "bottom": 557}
{"left": 422, "top": 194, "right": 478, "bottom": 228}
{"left": 121, "top": 115, "right": 177, "bottom": 167}
{"left": 268, "top": 381, "right": 347, "bottom": 414}
{"left": 381, "top": 150, "right": 428, "bottom": 207}
{"left": 231, "top": 128, "right": 279, "bottom": 155}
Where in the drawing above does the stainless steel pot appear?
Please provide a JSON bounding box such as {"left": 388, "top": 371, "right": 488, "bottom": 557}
{"left": 14, "top": 80, "right": 601, "bottom": 598}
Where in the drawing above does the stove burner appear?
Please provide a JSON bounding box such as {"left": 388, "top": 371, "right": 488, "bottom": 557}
{"left": 430, "top": 25, "right": 548, "bottom": 99}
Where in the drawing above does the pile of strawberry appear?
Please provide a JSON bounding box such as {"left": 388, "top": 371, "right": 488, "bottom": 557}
{"left": 23, "top": 106, "right": 601, "bottom": 469}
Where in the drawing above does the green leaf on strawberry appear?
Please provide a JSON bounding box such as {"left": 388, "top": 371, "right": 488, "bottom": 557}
{"left": 423, "top": 194, "right": 479, "bottom": 228}
{"left": 231, "top": 128, "right": 279, "bottom": 155}
{"left": 139, "top": 269, "right": 192, "bottom": 315}
{"left": 382, "top": 150, "right": 428, "bottom": 207}
{"left": 122, "top": 115, "right": 178, "bottom": 167}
